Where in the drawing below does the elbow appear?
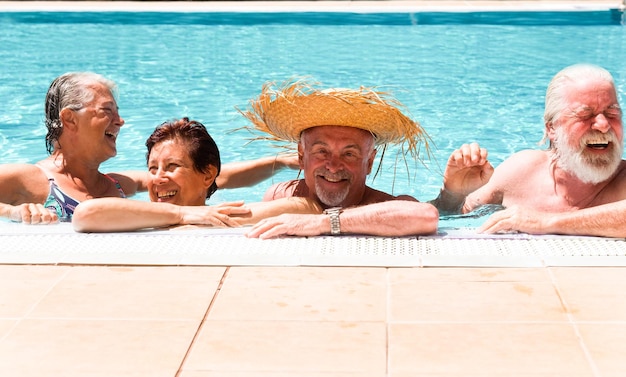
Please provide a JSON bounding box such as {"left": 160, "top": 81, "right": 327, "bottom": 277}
{"left": 419, "top": 204, "right": 440, "bottom": 235}
{"left": 404, "top": 202, "right": 438, "bottom": 235}
{"left": 72, "top": 202, "right": 98, "bottom": 233}
{"left": 392, "top": 201, "right": 439, "bottom": 236}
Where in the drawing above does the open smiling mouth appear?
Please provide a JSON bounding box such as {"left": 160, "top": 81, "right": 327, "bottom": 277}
{"left": 586, "top": 142, "right": 610, "bottom": 150}
{"left": 319, "top": 175, "right": 347, "bottom": 184}
{"left": 105, "top": 131, "right": 117, "bottom": 141}
{"left": 157, "top": 190, "right": 177, "bottom": 199}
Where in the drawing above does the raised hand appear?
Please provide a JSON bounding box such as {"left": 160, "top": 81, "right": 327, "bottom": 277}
{"left": 444, "top": 142, "right": 494, "bottom": 195}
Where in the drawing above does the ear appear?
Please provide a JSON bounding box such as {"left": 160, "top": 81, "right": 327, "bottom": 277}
{"left": 366, "top": 148, "right": 377, "bottom": 174}
{"left": 545, "top": 121, "right": 556, "bottom": 140}
{"left": 297, "top": 142, "right": 305, "bottom": 169}
{"left": 203, "top": 165, "right": 218, "bottom": 189}
{"left": 59, "top": 108, "right": 79, "bottom": 132}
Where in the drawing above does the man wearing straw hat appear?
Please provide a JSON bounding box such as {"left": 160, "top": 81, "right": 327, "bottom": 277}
{"left": 240, "top": 79, "right": 439, "bottom": 238}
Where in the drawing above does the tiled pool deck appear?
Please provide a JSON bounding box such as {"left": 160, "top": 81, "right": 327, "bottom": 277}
{"left": 2, "top": 1, "right": 626, "bottom": 376}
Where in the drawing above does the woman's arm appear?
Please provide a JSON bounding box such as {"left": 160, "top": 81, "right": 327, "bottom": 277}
{"left": 0, "top": 164, "right": 57, "bottom": 224}
{"left": 233, "top": 196, "right": 323, "bottom": 225}
{"left": 72, "top": 198, "right": 248, "bottom": 233}
{"left": 72, "top": 196, "right": 321, "bottom": 233}
{"left": 216, "top": 154, "right": 299, "bottom": 189}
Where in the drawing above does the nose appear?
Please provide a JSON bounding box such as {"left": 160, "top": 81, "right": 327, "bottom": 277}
{"left": 592, "top": 113, "right": 610, "bottom": 133}
{"left": 112, "top": 107, "right": 124, "bottom": 127}
{"left": 116, "top": 113, "right": 125, "bottom": 128}
{"left": 152, "top": 167, "right": 169, "bottom": 184}
{"left": 325, "top": 154, "right": 343, "bottom": 172}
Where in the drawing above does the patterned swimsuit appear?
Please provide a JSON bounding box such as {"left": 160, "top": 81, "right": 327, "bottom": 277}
{"left": 39, "top": 167, "right": 127, "bottom": 222}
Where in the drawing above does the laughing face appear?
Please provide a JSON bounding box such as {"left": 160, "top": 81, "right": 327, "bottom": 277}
{"left": 70, "top": 83, "right": 124, "bottom": 163}
{"left": 147, "top": 138, "right": 216, "bottom": 206}
{"left": 549, "top": 78, "right": 623, "bottom": 183}
{"left": 299, "top": 126, "right": 376, "bottom": 208}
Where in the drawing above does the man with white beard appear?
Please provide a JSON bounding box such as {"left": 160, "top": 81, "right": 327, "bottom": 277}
{"left": 432, "top": 63, "right": 626, "bottom": 237}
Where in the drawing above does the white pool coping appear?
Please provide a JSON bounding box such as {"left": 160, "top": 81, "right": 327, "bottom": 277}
{"left": 0, "top": 1, "right": 623, "bottom": 13}
{"left": 1, "top": 222, "right": 625, "bottom": 267}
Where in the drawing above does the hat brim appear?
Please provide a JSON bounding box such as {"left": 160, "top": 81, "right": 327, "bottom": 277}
{"left": 241, "top": 79, "right": 430, "bottom": 158}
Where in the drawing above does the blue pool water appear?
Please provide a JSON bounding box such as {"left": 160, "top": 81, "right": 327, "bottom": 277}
{"left": 0, "top": 9, "right": 625, "bottom": 227}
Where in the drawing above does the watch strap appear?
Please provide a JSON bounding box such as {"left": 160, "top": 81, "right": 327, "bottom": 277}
{"left": 323, "top": 207, "right": 342, "bottom": 235}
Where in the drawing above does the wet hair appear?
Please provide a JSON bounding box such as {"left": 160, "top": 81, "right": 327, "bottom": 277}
{"left": 542, "top": 64, "right": 617, "bottom": 148}
{"left": 44, "top": 72, "right": 118, "bottom": 154}
{"left": 145, "top": 117, "right": 221, "bottom": 199}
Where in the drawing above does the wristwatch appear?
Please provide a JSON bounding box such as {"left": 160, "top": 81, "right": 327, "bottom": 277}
{"left": 323, "top": 207, "right": 342, "bottom": 235}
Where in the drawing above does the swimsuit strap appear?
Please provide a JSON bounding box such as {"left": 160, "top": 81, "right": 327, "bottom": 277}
{"left": 103, "top": 174, "right": 127, "bottom": 198}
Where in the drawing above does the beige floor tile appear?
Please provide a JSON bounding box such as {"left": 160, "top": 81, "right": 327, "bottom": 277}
{"left": 0, "top": 265, "right": 71, "bottom": 280}
{"left": 551, "top": 268, "right": 626, "bottom": 321}
{"left": 577, "top": 324, "right": 626, "bottom": 377}
{"left": 390, "top": 373, "right": 593, "bottom": 377}
{"left": 180, "top": 372, "right": 384, "bottom": 377}
{"left": 184, "top": 320, "right": 386, "bottom": 374}
{"left": 0, "top": 318, "right": 198, "bottom": 377}
{"left": 390, "top": 268, "right": 566, "bottom": 322}
{"left": 27, "top": 266, "right": 225, "bottom": 320}
{"left": 389, "top": 323, "right": 593, "bottom": 375}
{"left": 551, "top": 267, "right": 626, "bottom": 282}
{"left": 391, "top": 267, "right": 552, "bottom": 282}
{"left": 209, "top": 267, "right": 386, "bottom": 321}
{"left": 61, "top": 265, "right": 227, "bottom": 282}
{"left": 0, "top": 319, "right": 17, "bottom": 340}
{"left": 0, "top": 265, "right": 70, "bottom": 318}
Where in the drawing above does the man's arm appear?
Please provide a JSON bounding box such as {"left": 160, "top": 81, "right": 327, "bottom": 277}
{"left": 245, "top": 200, "right": 439, "bottom": 239}
{"left": 479, "top": 201, "right": 626, "bottom": 238}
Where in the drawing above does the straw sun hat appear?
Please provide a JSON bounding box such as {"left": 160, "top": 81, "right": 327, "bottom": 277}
{"left": 239, "top": 79, "right": 431, "bottom": 161}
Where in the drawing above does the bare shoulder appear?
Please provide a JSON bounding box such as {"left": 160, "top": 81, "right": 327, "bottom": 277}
{"left": 263, "top": 179, "right": 307, "bottom": 201}
{"left": 362, "top": 187, "right": 418, "bottom": 204}
{"left": 0, "top": 163, "right": 49, "bottom": 203}
{"left": 107, "top": 170, "right": 148, "bottom": 196}
{"left": 493, "top": 149, "right": 548, "bottom": 176}
{"left": 469, "top": 149, "right": 547, "bottom": 203}
{"left": 502, "top": 149, "right": 546, "bottom": 164}
{"left": 0, "top": 163, "right": 46, "bottom": 182}
{"left": 608, "top": 160, "right": 626, "bottom": 184}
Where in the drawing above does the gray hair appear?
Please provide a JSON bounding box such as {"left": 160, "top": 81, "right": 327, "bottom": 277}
{"left": 44, "top": 72, "right": 118, "bottom": 153}
{"left": 542, "top": 64, "right": 617, "bottom": 148}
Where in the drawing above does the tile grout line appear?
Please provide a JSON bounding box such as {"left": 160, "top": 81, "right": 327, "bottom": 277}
{"left": 175, "top": 266, "right": 230, "bottom": 377}
{"left": 546, "top": 267, "right": 603, "bottom": 377}
{"left": 0, "top": 266, "right": 74, "bottom": 343}
{"left": 385, "top": 267, "right": 391, "bottom": 377}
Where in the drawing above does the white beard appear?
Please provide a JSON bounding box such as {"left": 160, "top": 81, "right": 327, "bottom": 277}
{"left": 552, "top": 126, "right": 623, "bottom": 184}
{"left": 315, "top": 180, "right": 350, "bottom": 207}
{"left": 313, "top": 168, "right": 351, "bottom": 207}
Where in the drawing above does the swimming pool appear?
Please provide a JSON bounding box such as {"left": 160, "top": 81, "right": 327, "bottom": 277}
{"left": 1, "top": 5, "right": 625, "bottom": 222}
